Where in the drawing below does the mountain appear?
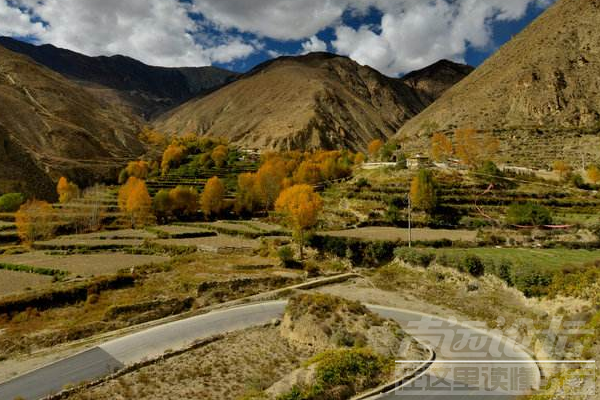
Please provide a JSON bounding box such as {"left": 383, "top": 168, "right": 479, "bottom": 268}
{"left": 397, "top": 0, "right": 600, "bottom": 168}
{"left": 401, "top": 60, "right": 474, "bottom": 105}
{"left": 0, "top": 46, "right": 145, "bottom": 200}
{"left": 154, "top": 53, "right": 471, "bottom": 151}
{"left": 0, "top": 37, "right": 239, "bottom": 118}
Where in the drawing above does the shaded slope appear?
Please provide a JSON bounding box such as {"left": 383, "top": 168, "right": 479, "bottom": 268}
{"left": 0, "top": 46, "right": 145, "bottom": 199}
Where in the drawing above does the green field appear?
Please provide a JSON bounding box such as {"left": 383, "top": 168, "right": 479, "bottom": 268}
{"left": 433, "top": 247, "right": 600, "bottom": 272}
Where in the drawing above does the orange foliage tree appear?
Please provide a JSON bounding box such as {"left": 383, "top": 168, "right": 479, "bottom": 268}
{"left": 201, "top": 176, "right": 225, "bottom": 219}
{"left": 275, "top": 184, "right": 323, "bottom": 258}
{"left": 368, "top": 139, "right": 384, "bottom": 158}
{"left": 118, "top": 177, "right": 153, "bottom": 227}
{"left": 56, "top": 177, "right": 79, "bottom": 203}
{"left": 161, "top": 144, "right": 186, "bottom": 175}
{"left": 553, "top": 160, "right": 572, "bottom": 181}
{"left": 454, "top": 129, "right": 499, "bottom": 168}
{"left": 15, "top": 200, "right": 56, "bottom": 243}
{"left": 293, "top": 161, "right": 323, "bottom": 185}
{"left": 430, "top": 132, "right": 453, "bottom": 162}
{"left": 211, "top": 145, "right": 229, "bottom": 168}
{"left": 354, "top": 152, "right": 366, "bottom": 165}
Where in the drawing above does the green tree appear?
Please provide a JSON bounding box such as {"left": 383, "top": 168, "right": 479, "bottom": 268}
{"left": 409, "top": 169, "right": 437, "bottom": 214}
{"left": 506, "top": 202, "right": 552, "bottom": 226}
{"left": 0, "top": 193, "right": 26, "bottom": 212}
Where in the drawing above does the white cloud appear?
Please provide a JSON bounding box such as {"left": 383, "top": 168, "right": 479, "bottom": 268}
{"left": 1, "top": 0, "right": 555, "bottom": 73}
{"left": 301, "top": 36, "right": 328, "bottom": 54}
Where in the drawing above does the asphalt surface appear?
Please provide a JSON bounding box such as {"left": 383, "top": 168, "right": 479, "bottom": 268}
{"left": 0, "top": 301, "right": 539, "bottom": 400}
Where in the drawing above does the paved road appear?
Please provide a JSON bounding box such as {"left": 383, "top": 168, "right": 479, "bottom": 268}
{"left": 0, "top": 301, "right": 538, "bottom": 400}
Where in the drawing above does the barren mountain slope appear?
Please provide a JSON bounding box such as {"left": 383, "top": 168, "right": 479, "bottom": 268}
{"left": 0, "top": 46, "right": 145, "bottom": 199}
{"left": 0, "top": 37, "right": 239, "bottom": 118}
{"left": 154, "top": 53, "right": 470, "bottom": 152}
{"left": 397, "top": 0, "right": 600, "bottom": 167}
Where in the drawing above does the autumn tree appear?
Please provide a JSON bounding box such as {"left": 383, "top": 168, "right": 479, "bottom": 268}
{"left": 15, "top": 200, "right": 56, "bottom": 243}
{"left": 553, "top": 160, "right": 572, "bottom": 181}
{"left": 410, "top": 169, "right": 437, "bottom": 214}
{"left": 235, "top": 172, "right": 259, "bottom": 215}
{"left": 201, "top": 176, "right": 225, "bottom": 219}
{"left": 294, "top": 161, "right": 322, "bottom": 185}
{"left": 430, "top": 132, "right": 453, "bottom": 162}
{"left": 587, "top": 165, "right": 600, "bottom": 185}
{"left": 354, "top": 153, "right": 366, "bottom": 165}
{"left": 161, "top": 144, "right": 186, "bottom": 175}
{"left": 368, "top": 139, "right": 384, "bottom": 158}
{"left": 118, "top": 177, "right": 153, "bottom": 227}
{"left": 211, "top": 145, "right": 229, "bottom": 168}
{"left": 56, "top": 177, "right": 79, "bottom": 203}
{"left": 454, "top": 129, "right": 499, "bottom": 168}
{"left": 275, "top": 184, "right": 323, "bottom": 259}
{"left": 126, "top": 161, "right": 150, "bottom": 179}
{"left": 138, "top": 128, "right": 168, "bottom": 146}
{"left": 152, "top": 189, "right": 172, "bottom": 224}
{"left": 169, "top": 186, "right": 199, "bottom": 219}
{"left": 255, "top": 158, "right": 287, "bottom": 209}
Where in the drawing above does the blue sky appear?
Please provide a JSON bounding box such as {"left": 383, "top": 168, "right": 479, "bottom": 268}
{"left": 1, "top": 0, "right": 555, "bottom": 76}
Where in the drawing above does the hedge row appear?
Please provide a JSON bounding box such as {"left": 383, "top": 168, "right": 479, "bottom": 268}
{"left": 0, "top": 274, "right": 135, "bottom": 316}
{"left": 0, "top": 262, "right": 68, "bottom": 279}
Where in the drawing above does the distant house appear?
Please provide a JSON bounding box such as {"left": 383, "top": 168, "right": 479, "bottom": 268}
{"left": 407, "top": 155, "right": 432, "bottom": 170}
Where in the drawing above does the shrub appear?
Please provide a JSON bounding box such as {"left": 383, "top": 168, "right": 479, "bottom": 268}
{"left": 506, "top": 202, "right": 552, "bottom": 226}
{"left": 0, "top": 193, "right": 25, "bottom": 212}
{"left": 355, "top": 178, "right": 370, "bottom": 190}
{"left": 277, "top": 246, "right": 295, "bottom": 267}
{"left": 461, "top": 255, "right": 485, "bottom": 277}
{"left": 394, "top": 247, "right": 435, "bottom": 268}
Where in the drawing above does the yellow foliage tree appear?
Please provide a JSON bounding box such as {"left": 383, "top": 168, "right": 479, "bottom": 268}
{"left": 454, "top": 129, "right": 499, "bottom": 168}
{"left": 118, "top": 177, "right": 153, "bottom": 227}
{"left": 169, "top": 186, "right": 199, "bottom": 218}
{"left": 15, "top": 200, "right": 56, "bottom": 243}
{"left": 368, "top": 139, "right": 384, "bottom": 158}
{"left": 410, "top": 169, "right": 437, "bottom": 214}
{"left": 553, "top": 160, "right": 572, "bottom": 180}
{"left": 211, "top": 145, "right": 229, "bottom": 168}
{"left": 275, "top": 184, "right": 323, "bottom": 259}
{"left": 354, "top": 153, "right": 366, "bottom": 165}
{"left": 126, "top": 161, "right": 150, "bottom": 179}
{"left": 56, "top": 177, "right": 79, "bottom": 204}
{"left": 161, "top": 144, "right": 186, "bottom": 175}
{"left": 235, "top": 173, "right": 258, "bottom": 215}
{"left": 587, "top": 165, "right": 600, "bottom": 185}
{"left": 430, "top": 132, "right": 453, "bottom": 162}
{"left": 255, "top": 158, "right": 287, "bottom": 209}
{"left": 294, "top": 161, "right": 322, "bottom": 185}
{"left": 201, "top": 176, "right": 225, "bottom": 219}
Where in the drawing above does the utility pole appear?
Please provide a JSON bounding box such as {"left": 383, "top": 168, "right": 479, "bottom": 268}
{"left": 407, "top": 193, "right": 412, "bottom": 248}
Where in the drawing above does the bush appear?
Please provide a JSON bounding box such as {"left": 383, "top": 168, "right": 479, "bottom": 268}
{"left": 0, "top": 193, "right": 25, "bottom": 212}
{"left": 394, "top": 247, "right": 435, "bottom": 268}
{"left": 461, "top": 255, "right": 485, "bottom": 277}
{"left": 278, "top": 246, "right": 301, "bottom": 269}
{"left": 355, "top": 178, "right": 370, "bottom": 190}
{"left": 506, "top": 202, "right": 552, "bottom": 226}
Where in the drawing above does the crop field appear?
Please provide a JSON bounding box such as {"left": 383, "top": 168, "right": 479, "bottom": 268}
{"left": 192, "top": 220, "right": 288, "bottom": 238}
{"left": 63, "top": 229, "right": 157, "bottom": 240}
{"left": 0, "top": 269, "right": 54, "bottom": 296}
{"left": 33, "top": 238, "right": 145, "bottom": 250}
{"left": 321, "top": 227, "right": 478, "bottom": 242}
{"left": 150, "top": 225, "right": 215, "bottom": 238}
{"left": 0, "top": 252, "right": 170, "bottom": 277}
{"left": 0, "top": 221, "right": 15, "bottom": 231}
{"left": 154, "top": 235, "right": 261, "bottom": 254}
{"left": 433, "top": 247, "right": 600, "bottom": 273}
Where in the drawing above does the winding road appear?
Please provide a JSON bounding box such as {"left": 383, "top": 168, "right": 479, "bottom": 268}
{"left": 0, "top": 301, "right": 539, "bottom": 400}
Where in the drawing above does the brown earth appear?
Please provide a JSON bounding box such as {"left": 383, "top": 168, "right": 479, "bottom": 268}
{"left": 154, "top": 53, "right": 471, "bottom": 152}
{"left": 397, "top": 0, "right": 600, "bottom": 168}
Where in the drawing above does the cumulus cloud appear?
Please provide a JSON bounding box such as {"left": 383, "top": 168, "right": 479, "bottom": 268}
{"left": 301, "top": 36, "right": 328, "bottom": 54}
{"left": 1, "top": 0, "right": 554, "bottom": 72}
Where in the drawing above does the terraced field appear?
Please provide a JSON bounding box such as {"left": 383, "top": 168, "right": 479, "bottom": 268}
{"left": 321, "top": 227, "right": 477, "bottom": 242}
{"left": 0, "top": 269, "right": 54, "bottom": 296}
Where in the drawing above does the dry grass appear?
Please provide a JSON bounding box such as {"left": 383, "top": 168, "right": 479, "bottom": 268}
{"left": 62, "top": 229, "right": 157, "bottom": 240}
{"left": 154, "top": 235, "right": 260, "bottom": 254}
{"left": 66, "top": 325, "right": 315, "bottom": 400}
{"left": 0, "top": 269, "right": 54, "bottom": 296}
{"left": 33, "top": 238, "right": 145, "bottom": 250}
{"left": 0, "top": 252, "right": 169, "bottom": 277}
{"left": 150, "top": 225, "right": 212, "bottom": 237}
{"left": 321, "top": 227, "right": 477, "bottom": 242}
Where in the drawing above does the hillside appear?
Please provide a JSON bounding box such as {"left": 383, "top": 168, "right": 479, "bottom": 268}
{"left": 397, "top": 0, "right": 600, "bottom": 168}
{"left": 0, "top": 46, "right": 145, "bottom": 199}
{"left": 154, "top": 53, "right": 471, "bottom": 152}
{"left": 0, "top": 37, "right": 239, "bottom": 118}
